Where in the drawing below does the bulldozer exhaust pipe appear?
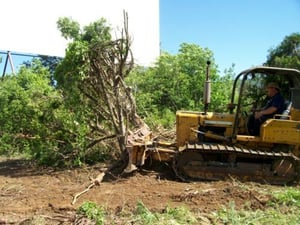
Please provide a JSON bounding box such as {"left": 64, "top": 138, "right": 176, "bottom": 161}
{"left": 203, "top": 61, "right": 211, "bottom": 114}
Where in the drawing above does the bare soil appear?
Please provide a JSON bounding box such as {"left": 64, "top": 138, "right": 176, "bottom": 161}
{"left": 0, "top": 157, "right": 290, "bottom": 224}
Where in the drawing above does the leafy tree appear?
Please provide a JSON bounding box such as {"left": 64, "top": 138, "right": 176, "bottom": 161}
{"left": 127, "top": 43, "right": 233, "bottom": 127}
{"left": 56, "top": 17, "right": 81, "bottom": 40}
{"left": 22, "top": 55, "right": 63, "bottom": 85}
{"left": 242, "top": 33, "right": 300, "bottom": 105}
{"left": 265, "top": 32, "right": 300, "bottom": 70}
{"left": 54, "top": 17, "right": 114, "bottom": 162}
{"left": 38, "top": 55, "right": 63, "bottom": 79}
{"left": 211, "top": 69, "right": 235, "bottom": 112}
{"left": 55, "top": 17, "right": 112, "bottom": 95}
{"left": 128, "top": 44, "right": 213, "bottom": 111}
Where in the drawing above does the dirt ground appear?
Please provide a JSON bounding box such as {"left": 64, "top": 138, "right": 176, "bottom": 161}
{"left": 0, "top": 156, "right": 287, "bottom": 224}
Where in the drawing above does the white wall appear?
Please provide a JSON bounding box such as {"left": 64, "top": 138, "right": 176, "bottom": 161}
{"left": 0, "top": 0, "right": 159, "bottom": 66}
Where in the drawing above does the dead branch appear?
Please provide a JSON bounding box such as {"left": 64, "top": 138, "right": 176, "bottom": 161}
{"left": 71, "top": 172, "right": 105, "bottom": 205}
{"left": 41, "top": 215, "right": 74, "bottom": 223}
{"left": 85, "top": 134, "right": 116, "bottom": 149}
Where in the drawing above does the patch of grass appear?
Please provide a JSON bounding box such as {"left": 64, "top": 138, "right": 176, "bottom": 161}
{"left": 270, "top": 187, "right": 300, "bottom": 207}
{"left": 77, "top": 187, "right": 300, "bottom": 225}
{"left": 213, "top": 201, "right": 299, "bottom": 225}
{"left": 77, "top": 201, "right": 105, "bottom": 225}
{"left": 133, "top": 201, "right": 198, "bottom": 225}
{"left": 134, "top": 201, "right": 158, "bottom": 224}
{"left": 213, "top": 187, "right": 300, "bottom": 225}
{"left": 78, "top": 200, "right": 198, "bottom": 225}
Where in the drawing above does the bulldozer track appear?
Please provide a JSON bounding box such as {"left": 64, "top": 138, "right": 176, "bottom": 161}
{"left": 173, "top": 143, "right": 300, "bottom": 185}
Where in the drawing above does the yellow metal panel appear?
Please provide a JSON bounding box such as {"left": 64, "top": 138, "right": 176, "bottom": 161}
{"left": 236, "top": 135, "right": 261, "bottom": 142}
{"left": 261, "top": 119, "right": 300, "bottom": 144}
{"left": 176, "top": 111, "right": 238, "bottom": 146}
{"left": 176, "top": 111, "right": 201, "bottom": 146}
{"left": 291, "top": 108, "right": 300, "bottom": 121}
{"left": 204, "top": 113, "right": 235, "bottom": 125}
{"left": 203, "top": 112, "right": 236, "bottom": 136}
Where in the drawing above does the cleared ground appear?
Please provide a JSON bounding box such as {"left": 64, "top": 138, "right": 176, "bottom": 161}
{"left": 0, "top": 157, "right": 291, "bottom": 224}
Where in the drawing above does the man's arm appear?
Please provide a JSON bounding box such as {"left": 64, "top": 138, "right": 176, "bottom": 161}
{"left": 255, "top": 106, "right": 277, "bottom": 119}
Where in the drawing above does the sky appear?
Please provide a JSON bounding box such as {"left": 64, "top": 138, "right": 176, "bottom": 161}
{"left": 0, "top": 0, "right": 299, "bottom": 76}
{"left": 160, "top": 0, "right": 300, "bottom": 74}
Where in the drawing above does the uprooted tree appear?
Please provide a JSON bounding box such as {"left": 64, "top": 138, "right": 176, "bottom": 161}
{"left": 83, "top": 15, "right": 146, "bottom": 159}
{"left": 55, "top": 12, "right": 148, "bottom": 167}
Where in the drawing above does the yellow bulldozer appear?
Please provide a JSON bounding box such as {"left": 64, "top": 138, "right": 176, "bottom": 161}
{"left": 126, "top": 63, "right": 300, "bottom": 185}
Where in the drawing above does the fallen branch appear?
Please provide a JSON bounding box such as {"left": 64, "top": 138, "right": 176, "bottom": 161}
{"left": 41, "top": 215, "right": 74, "bottom": 223}
{"left": 71, "top": 172, "right": 105, "bottom": 205}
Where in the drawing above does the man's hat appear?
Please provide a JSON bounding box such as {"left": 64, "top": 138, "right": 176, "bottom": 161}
{"left": 266, "top": 82, "right": 280, "bottom": 91}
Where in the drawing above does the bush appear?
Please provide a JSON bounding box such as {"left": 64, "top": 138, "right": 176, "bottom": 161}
{"left": 0, "top": 62, "right": 96, "bottom": 166}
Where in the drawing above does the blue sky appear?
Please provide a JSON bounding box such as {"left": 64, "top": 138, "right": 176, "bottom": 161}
{"left": 159, "top": 0, "right": 300, "bottom": 74}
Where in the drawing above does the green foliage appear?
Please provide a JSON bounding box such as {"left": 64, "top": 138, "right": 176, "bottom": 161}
{"left": 214, "top": 202, "right": 244, "bottom": 224}
{"left": 55, "top": 18, "right": 111, "bottom": 125}
{"left": 162, "top": 205, "right": 198, "bottom": 224}
{"left": 271, "top": 187, "right": 300, "bottom": 207}
{"left": 266, "top": 32, "right": 300, "bottom": 70}
{"left": 127, "top": 44, "right": 214, "bottom": 114}
{"left": 127, "top": 43, "right": 233, "bottom": 127}
{"left": 76, "top": 201, "right": 198, "bottom": 225}
{"left": 134, "top": 201, "right": 197, "bottom": 225}
{"left": 78, "top": 201, "right": 105, "bottom": 225}
{"left": 214, "top": 201, "right": 300, "bottom": 225}
{"left": 210, "top": 72, "right": 234, "bottom": 112}
{"left": 144, "top": 108, "right": 175, "bottom": 129}
{"left": 55, "top": 17, "right": 112, "bottom": 96}
{"left": 82, "top": 18, "right": 112, "bottom": 43}
{"left": 135, "top": 201, "right": 158, "bottom": 224}
{"left": 75, "top": 194, "right": 300, "bottom": 225}
{"left": 57, "top": 17, "right": 81, "bottom": 40}
{"left": 0, "top": 61, "right": 95, "bottom": 166}
{"left": 213, "top": 187, "right": 300, "bottom": 225}
{"left": 73, "top": 190, "right": 300, "bottom": 225}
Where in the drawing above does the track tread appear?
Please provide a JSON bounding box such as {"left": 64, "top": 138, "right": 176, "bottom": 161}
{"left": 173, "top": 143, "right": 300, "bottom": 184}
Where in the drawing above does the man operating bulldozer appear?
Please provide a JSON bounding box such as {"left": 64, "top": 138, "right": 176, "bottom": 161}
{"left": 247, "top": 82, "right": 285, "bottom": 135}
